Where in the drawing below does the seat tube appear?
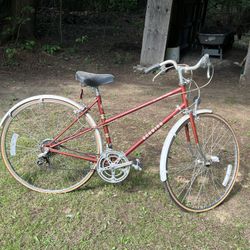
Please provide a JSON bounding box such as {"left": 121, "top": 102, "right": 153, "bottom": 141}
{"left": 95, "top": 88, "right": 112, "bottom": 148}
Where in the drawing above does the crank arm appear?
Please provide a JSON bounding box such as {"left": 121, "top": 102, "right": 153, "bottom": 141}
{"left": 100, "top": 161, "right": 133, "bottom": 171}
{"left": 113, "top": 161, "right": 133, "bottom": 169}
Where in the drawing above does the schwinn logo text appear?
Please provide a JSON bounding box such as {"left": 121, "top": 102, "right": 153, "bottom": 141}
{"left": 143, "top": 122, "right": 163, "bottom": 140}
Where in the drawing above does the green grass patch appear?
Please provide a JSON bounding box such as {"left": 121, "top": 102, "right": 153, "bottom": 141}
{"left": 0, "top": 162, "right": 249, "bottom": 249}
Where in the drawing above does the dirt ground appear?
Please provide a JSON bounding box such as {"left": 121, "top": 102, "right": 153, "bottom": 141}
{"left": 0, "top": 42, "right": 250, "bottom": 248}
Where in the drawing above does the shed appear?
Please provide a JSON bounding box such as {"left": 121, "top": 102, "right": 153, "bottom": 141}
{"left": 140, "top": 0, "right": 208, "bottom": 66}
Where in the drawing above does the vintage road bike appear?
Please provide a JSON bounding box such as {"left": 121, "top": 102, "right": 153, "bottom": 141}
{"left": 0, "top": 54, "right": 240, "bottom": 212}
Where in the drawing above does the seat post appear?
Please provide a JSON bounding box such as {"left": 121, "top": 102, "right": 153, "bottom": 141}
{"left": 94, "top": 87, "right": 100, "bottom": 97}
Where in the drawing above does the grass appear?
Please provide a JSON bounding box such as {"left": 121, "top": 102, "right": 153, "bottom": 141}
{"left": 0, "top": 160, "right": 249, "bottom": 249}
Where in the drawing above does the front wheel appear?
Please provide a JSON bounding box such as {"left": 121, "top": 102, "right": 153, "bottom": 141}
{"left": 165, "top": 113, "right": 240, "bottom": 212}
{"left": 1, "top": 96, "right": 102, "bottom": 193}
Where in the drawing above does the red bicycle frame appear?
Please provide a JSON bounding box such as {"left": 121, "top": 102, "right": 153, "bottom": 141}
{"left": 47, "top": 84, "right": 199, "bottom": 162}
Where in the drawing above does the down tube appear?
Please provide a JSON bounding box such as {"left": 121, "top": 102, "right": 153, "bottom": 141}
{"left": 125, "top": 103, "right": 185, "bottom": 156}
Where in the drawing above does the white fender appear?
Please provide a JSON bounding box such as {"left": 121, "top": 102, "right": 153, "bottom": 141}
{"left": 1, "top": 95, "right": 85, "bottom": 128}
{"left": 159, "top": 109, "right": 213, "bottom": 182}
{"left": 0, "top": 95, "right": 102, "bottom": 152}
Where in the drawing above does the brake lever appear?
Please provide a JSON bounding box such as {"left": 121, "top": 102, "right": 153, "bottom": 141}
{"left": 152, "top": 66, "right": 174, "bottom": 82}
{"left": 153, "top": 68, "right": 165, "bottom": 82}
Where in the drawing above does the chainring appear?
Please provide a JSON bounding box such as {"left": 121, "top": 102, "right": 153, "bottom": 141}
{"left": 96, "top": 149, "right": 131, "bottom": 183}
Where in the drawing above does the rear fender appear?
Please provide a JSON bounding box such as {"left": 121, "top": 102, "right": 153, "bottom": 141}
{"left": 1, "top": 95, "right": 84, "bottom": 128}
{"left": 0, "top": 94, "right": 103, "bottom": 153}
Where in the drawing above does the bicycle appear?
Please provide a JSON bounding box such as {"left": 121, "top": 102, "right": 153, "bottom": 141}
{"left": 0, "top": 54, "right": 240, "bottom": 212}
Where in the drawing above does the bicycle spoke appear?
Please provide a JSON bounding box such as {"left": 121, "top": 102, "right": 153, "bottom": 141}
{"left": 2, "top": 97, "right": 100, "bottom": 193}
{"left": 166, "top": 114, "right": 239, "bottom": 212}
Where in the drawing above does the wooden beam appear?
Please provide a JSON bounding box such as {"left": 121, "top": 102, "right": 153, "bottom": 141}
{"left": 240, "top": 41, "right": 250, "bottom": 84}
{"left": 140, "top": 0, "right": 173, "bottom": 66}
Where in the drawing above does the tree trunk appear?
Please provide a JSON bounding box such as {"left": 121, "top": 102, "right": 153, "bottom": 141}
{"left": 11, "top": 0, "right": 35, "bottom": 39}
{"left": 140, "top": 0, "right": 174, "bottom": 66}
{"left": 0, "top": 0, "right": 12, "bottom": 44}
{"left": 240, "top": 41, "right": 250, "bottom": 85}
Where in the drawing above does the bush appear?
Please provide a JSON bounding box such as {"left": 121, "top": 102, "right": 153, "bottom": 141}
{"left": 21, "top": 40, "right": 36, "bottom": 51}
{"left": 42, "top": 44, "right": 61, "bottom": 55}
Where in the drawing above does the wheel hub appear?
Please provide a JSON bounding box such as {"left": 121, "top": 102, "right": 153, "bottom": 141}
{"left": 37, "top": 139, "right": 56, "bottom": 168}
{"left": 40, "top": 139, "right": 53, "bottom": 153}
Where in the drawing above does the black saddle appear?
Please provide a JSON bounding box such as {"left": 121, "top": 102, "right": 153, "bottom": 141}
{"left": 75, "top": 71, "right": 114, "bottom": 87}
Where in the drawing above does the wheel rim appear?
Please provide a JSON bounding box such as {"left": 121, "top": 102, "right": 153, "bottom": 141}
{"left": 1, "top": 98, "right": 100, "bottom": 193}
{"left": 166, "top": 114, "right": 239, "bottom": 212}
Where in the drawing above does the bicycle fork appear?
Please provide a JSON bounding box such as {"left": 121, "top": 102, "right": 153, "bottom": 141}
{"left": 181, "top": 85, "right": 208, "bottom": 164}
{"left": 186, "top": 112, "right": 216, "bottom": 166}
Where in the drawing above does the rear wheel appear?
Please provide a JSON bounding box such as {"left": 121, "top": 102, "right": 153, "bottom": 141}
{"left": 165, "top": 113, "right": 239, "bottom": 212}
{"left": 1, "top": 96, "right": 102, "bottom": 193}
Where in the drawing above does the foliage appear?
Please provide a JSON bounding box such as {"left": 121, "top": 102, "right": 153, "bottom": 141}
{"left": 1, "top": 0, "right": 144, "bottom": 45}
{"left": 42, "top": 44, "right": 61, "bottom": 55}
{"left": 108, "top": 0, "right": 138, "bottom": 12}
{"left": 208, "top": 0, "right": 250, "bottom": 10}
{"left": 4, "top": 47, "right": 17, "bottom": 60}
{"left": 1, "top": 5, "right": 35, "bottom": 44}
{"left": 20, "top": 40, "right": 36, "bottom": 51}
{"left": 75, "top": 35, "right": 88, "bottom": 44}
{"left": 206, "top": 0, "right": 250, "bottom": 30}
{"left": 15, "top": 5, "right": 35, "bottom": 44}
{"left": 113, "top": 52, "right": 132, "bottom": 64}
{"left": 61, "top": 0, "right": 140, "bottom": 13}
{"left": 2, "top": 46, "right": 19, "bottom": 66}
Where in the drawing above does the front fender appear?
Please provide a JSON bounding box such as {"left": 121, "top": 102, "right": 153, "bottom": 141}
{"left": 159, "top": 109, "right": 213, "bottom": 182}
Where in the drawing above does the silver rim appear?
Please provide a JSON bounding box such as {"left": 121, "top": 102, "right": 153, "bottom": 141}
{"left": 1, "top": 97, "right": 101, "bottom": 193}
{"left": 166, "top": 114, "right": 239, "bottom": 211}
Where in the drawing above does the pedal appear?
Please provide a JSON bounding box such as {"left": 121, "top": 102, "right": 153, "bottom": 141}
{"left": 132, "top": 159, "right": 143, "bottom": 171}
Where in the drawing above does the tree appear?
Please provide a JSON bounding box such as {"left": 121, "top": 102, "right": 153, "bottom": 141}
{"left": 11, "top": 0, "right": 36, "bottom": 40}
{"left": 0, "top": 0, "right": 36, "bottom": 44}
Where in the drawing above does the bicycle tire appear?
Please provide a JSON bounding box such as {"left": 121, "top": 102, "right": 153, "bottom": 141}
{"left": 164, "top": 113, "right": 239, "bottom": 212}
{"left": 1, "top": 95, "right": 102, "bottom": 193}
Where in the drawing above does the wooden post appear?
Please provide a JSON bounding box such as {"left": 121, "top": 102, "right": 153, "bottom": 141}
{"left": 240, "top": 41, "right": 250, "bottom": 84}
{"left": 140, "top": 0, "right": 173, "bottom": 66}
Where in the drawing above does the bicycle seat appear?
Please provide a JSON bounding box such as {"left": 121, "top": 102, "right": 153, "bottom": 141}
{"left": 75, "top": 71, "right": 114, "bottom": 87}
